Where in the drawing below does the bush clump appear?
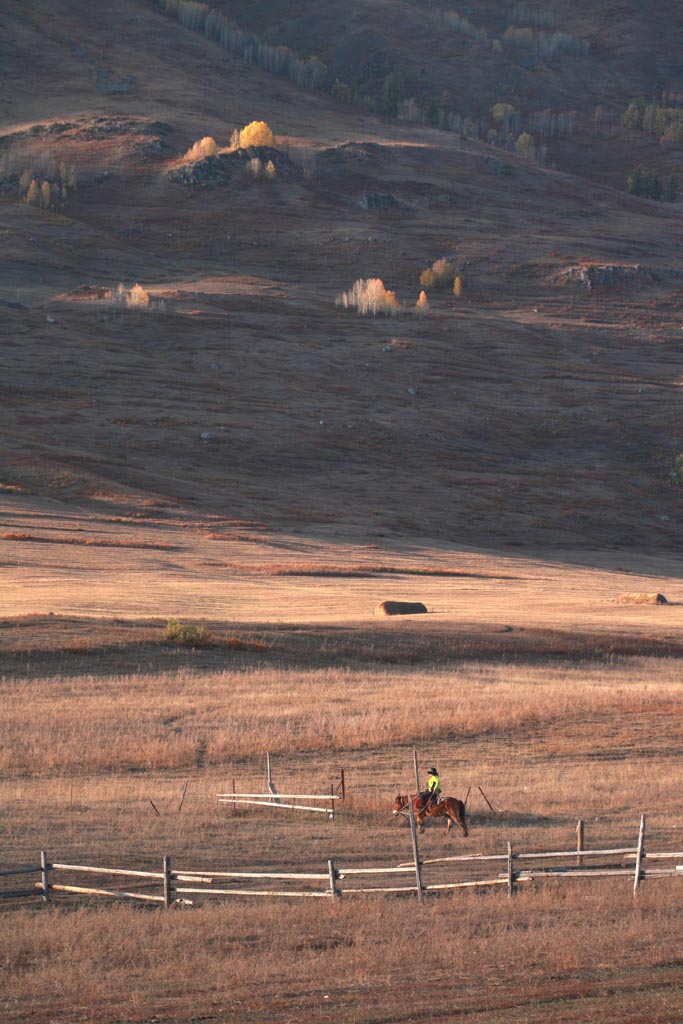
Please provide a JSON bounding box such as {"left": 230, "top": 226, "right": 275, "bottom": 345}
{"left": 163, "top": 618, "right": 212, "bottom": 647}
{"left": 419, "top": 258, "right": 456, "bottom": 291}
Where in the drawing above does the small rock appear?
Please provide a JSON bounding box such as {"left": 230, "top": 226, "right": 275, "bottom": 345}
{"left": 46, "top": 315, "right": 56, "bottom": 324}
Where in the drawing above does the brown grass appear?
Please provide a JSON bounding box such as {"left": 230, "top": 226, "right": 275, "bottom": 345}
{"left": 2, "top": 619, "right": 683, "bottom": 1023}
{"left": 2, "top": 654, "right": 682, "bottom": 778}
{"left": 3, "top": 883, "right": 683, "bottom": 1024}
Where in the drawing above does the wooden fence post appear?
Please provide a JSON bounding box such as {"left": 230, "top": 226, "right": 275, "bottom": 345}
{"left": 339, "top": 768, "right": 345, "bottom": 801}
{"left": 232, "top": 778, "right": 236, "bottom": 816}
{"left": 328, "top": 859, "right": 340, "bottom": 897}
{"left": 633, "top": 814, "right": 646, "bottom": 896}
{"left": 266, "top": 752, "right": 280, "bottom": 804}
{"left": 40, "top": 850, "right": 50, "bottom": 904}
{"left": 576, "top": 819, "right": 584, "bottom": 867}
{"left": 329, "top": 785, "right": 335, "bottom": 821}
{"left": 507, "top": 841, "right": 515, "bottom": 898}
{"left": 408, "top": 800, "right": 424, "bottom": 901}
{"left": 178, "top": 778, "right": 190, "bottom": 814}
{"left": 413, "top": 749, "right": 421, "bottom": 795}
{"left": 163, "top": 855, "right": 173, "bottom": 908}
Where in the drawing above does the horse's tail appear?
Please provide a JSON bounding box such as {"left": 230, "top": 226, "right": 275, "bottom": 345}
{"left": 459, "top": 799, "right": 469, "bottom": 837}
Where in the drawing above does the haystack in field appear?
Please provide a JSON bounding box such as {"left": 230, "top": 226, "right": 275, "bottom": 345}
{"left": 617, "top": 593, "right": 668, "bottom": 605}
{"left": 375, "top": 600, "right": 428, "bottom": 615}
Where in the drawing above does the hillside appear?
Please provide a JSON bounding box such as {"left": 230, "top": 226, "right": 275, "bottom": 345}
{"left": 1, "top": 0, "right": 683, "bottom": 556}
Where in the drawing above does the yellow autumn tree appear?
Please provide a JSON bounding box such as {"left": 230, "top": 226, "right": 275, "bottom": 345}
{"left": 336, "top": 278, "right": 400, "bottom": 316}
{"left": 183, "top": 136, "right": 218, "bottom": 162}
{"left": 40, "top": 181, "right": 51, "bottom": 209}
{"left": 453, "top": 274, "right": 463, "bottom": 297}
{"left": 239, "top": 120, "right": 275, "bottom": 148}
{"left": 24, "top": 179, "right": 39, "bottom": 205}
{"left": 127, "top": 283, "right": 151, "bottom": 309}
{"left": 415, "top": 290, "right": 430, "bottom": 315}
{"left": 419, "top": 258, "right": 455, "bottom": 291}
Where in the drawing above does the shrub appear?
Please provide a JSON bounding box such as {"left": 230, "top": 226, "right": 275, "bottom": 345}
{"left": 163, "top": 618, "right": 212, "bottom": 647}
{"left": 453, "top": 274, "right": 463, "bottom": 297}
{"left": 336, "top": 278, "right": 400, "bottom": 316}
{"left": 183, "top": 136, "right": 218, "bottom": 162}
{"left": 239, "top": 120, "right": 275, "bottom": 148}
{"left": 672, "top": 454, "right": 683, "bottom": 484}
{"left": 627, "top": 167, "right": 667, "bottom": 200}
{"left": 420, "top": 258, "right": 456, "bottom": 290}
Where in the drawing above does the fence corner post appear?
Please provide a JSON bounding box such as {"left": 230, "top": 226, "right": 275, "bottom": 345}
{"left": 633, "top": 814, "right": 646, "bottom": 897}
{"left": 328, "top": 858, "right": 340, "bottom": 898}
{"left": 163, "top": 854, "right": 173, "bottom": 908}
{"left": 576, "top": 818, "right": 585, "bottom": 867}
{"left": 40, "top": 850, "right": 50, "bottom": 904}
{"left": 507, "top": 841, "right": 515, "bottom": 898}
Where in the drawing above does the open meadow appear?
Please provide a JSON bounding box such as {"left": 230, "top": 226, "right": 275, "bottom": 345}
{"left": 2, "top": 544, "right": 683, "bottom": 1023}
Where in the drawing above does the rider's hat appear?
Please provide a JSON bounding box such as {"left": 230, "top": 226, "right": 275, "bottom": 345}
{"left": 428, "top": 767, "right": 438, "bottom": 775}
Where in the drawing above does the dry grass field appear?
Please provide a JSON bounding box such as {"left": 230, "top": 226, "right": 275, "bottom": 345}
{"left": 3, "top": 0, "right": 683, "bottom": 1021}
{"left": 2, "top": 601, "right": 683, "bottom": 1023}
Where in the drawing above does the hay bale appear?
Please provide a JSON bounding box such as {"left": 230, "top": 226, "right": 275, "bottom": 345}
{"left": 375, "top": 600, "right": 428, "bottom": 616}
{"left": 616, "top": 592, "right": 668, "bottom": 605}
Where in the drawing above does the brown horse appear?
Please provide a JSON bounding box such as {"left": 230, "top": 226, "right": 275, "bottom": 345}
{"left": 393, "top": 793, "right": 468, "bottom": 836}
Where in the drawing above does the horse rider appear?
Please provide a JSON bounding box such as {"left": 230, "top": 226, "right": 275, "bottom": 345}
{"left": 422, "top": 767, "right": 441, "bottom": 809}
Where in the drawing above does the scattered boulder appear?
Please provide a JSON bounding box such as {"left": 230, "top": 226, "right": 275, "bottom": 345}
{"left": 168, "top": 155, "right": 229, "bottom": 186}
{"left": 358, "top": 191, "right": 400, "bottom": 211}
{"left": 617, "top": 592, "right": 668, "bottom": 605}
{"left": 550, "top": 263, "right": 653, "bottom": 290}
{"left": 375, "top": 600, "right": 428, "bottom": 616}
{"left": 169, "top": 147, "right": 302, "bottom": 187}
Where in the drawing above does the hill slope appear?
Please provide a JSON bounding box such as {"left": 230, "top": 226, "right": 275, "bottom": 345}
{"left": 2, "top": 0, "right": 683, "bottom": 554}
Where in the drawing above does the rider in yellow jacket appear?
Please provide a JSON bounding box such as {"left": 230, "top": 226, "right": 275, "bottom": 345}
{"left": 425, "top": 767, "right": 440, "bottom": 807}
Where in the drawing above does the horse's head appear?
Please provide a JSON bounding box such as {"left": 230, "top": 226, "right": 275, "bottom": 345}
{"left": 392, "top": 794, "right": 407, "bottom": 815}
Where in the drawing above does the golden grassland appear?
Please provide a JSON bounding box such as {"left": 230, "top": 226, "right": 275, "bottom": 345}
{"left": 2, "top": 657, "right": 683, "bottom": 777}
{"left": 4, "top": 884, "right": 683, "bottom": 1024}
{"left": 2, "top": 624, "right": 683, "bottom": 1023}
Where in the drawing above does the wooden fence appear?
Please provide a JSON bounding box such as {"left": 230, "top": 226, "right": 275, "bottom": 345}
{"left": 216, "top": 755, "right": 345, "bottom": 818}
{"left": 2, "top": 816, "right": 682, "bottom": 908}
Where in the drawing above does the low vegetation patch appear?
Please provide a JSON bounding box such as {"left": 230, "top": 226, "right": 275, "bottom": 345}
{"left": 0, "top": 532, "right": 176, "bottom": 550}
{"left": 163, "top": 618, "right": 212, "bottom": 647}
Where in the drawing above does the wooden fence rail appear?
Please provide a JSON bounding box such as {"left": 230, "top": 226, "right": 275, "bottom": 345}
{"left": 3, "top": 817, "right": 682, "bottom": 909}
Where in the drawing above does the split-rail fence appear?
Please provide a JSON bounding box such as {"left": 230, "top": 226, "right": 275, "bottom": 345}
{"left": 2, "top": 815, "right": 682, "bottom": 909}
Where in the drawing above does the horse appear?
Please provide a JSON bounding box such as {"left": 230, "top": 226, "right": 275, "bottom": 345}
{"left": 393, "top": 793, "right": 468, "bottom": 836}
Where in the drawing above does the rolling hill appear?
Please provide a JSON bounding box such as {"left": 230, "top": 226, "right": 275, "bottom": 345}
{"left": 2, "top": 0, "right": 683, "bottom": 557}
